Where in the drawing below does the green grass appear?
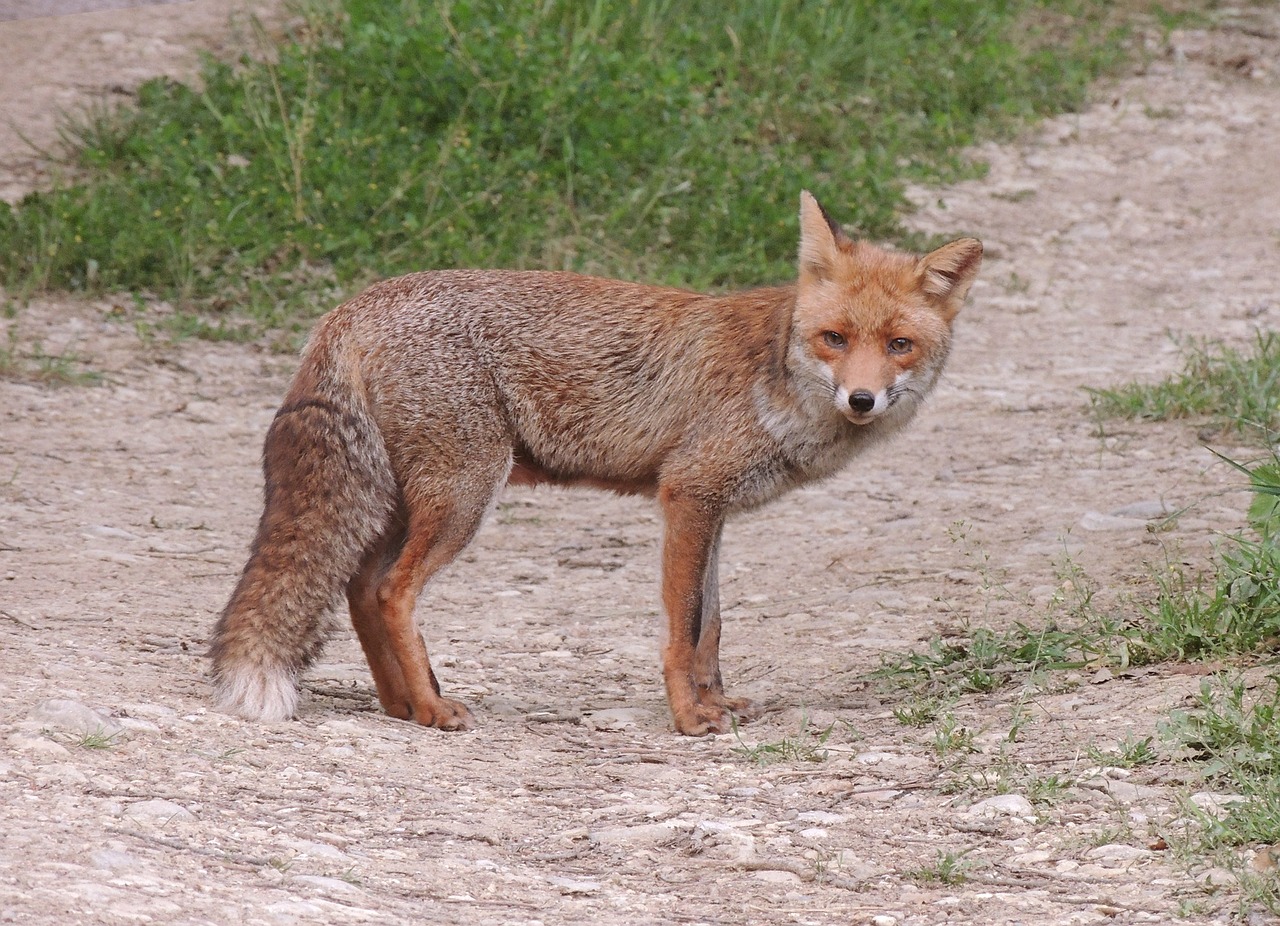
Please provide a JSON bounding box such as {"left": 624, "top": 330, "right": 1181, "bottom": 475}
{"left": 905, "top": 849, "right": 974, "bottom": 885}
{"left": 1088, "top": 332, "right": 1280, "bottom": 444}
{"left": 0, "top": 0, "right": 1127, "bottom": 333}
{"left": 731, "top": 716, "right": 836, "bottom": 766}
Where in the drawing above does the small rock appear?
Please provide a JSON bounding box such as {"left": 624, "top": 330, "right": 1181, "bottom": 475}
{"left": 753, "top": 869, "right": 801, "bottom": 884}
{"left": 798, "top": 828, "right": 828, "bottom": 840}
{"left": 1011, "top": 849, "right": 1054, "bottom": 865}
{"left": 1085, "top": 844, "right": 1151, "bottom": 862}
{"left": 967, "top": 795, "right": 1033, "bottom": 818}
{"left": 1190, "top": 792, "right": 1246, "bottom": 814}
{"left": 82, "top": 525, "right": 140, "bottom": 541}
{"left": 795, "top": 810, "right": 844, "bottom": 826}
{"left": 6, "top": 732, "right": 70, "bottom": 758}
{"left": 29, "top": 699, "right": 123, "bottom": 739}
{"left": 288, "top": 875, "right": 365, "bottom": 897}
{"left": 546, "top": 876, "right": 601, "bottom": 895}
{"left": 1102, "top": 779, "right": 1165, "bottom": 803}
{"left": 590, "top": 821, "right": 688, "bottom": 848}
{"left": 1110, "top": 501, "right": 1172, "bottom": 520}
{"left": 289, "top": 840, "right": 350, "bottom": 863}
{"left": 871, "top": 916, "right": 898, "bottom": 926}
{"left": 119, "top": 702, "right": 178, "bottom": 722}
{"left": 89, "top": 848, "right": 142, "bottom": 871}
{"left": 1197, "top": 867, "right": 1236, "bottom": 888}
{"left": 124, "top": 799, "right": 196, "bottom": 823}
{"left": 1078, "top": 511, "right": 1147, "bottom": 532}
{"left": 584, "top": 707, "right": 649, "bottom": 731}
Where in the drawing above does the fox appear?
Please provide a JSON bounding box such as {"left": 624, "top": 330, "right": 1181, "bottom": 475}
{"left": 209, "top": 190, "right": 981, "bottom": 736}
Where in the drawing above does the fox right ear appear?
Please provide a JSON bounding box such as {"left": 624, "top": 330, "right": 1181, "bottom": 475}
{"left": 798, "top": 190, "right": 849, "bottom": 283}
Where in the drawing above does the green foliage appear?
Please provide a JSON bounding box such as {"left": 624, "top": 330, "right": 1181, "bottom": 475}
{"left": 1165, "top": 674, "right": 1280, "bottom": 847}
{"left": 1088, "top": 332, "right": 1280, "bottom": 443}
{"left": 0, "top": 0, "right": 1125, "bottom": 331}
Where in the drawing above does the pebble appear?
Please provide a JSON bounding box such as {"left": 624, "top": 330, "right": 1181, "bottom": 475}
{"left": 753, "top": 869, "right": 801, "bottom": 884}
{"left": 1196, "top": 867, "right": 1236, "bottom": 888}
{"left": 7, "top": 731, "right": 70, "bottom": 758}
{"left": 546, "top": 876, "right": 601, "bottom": 895}
{"left": 29, "top": 698, "right": 123, "bottom": 738}
{"left": 795, "top": 810, "right": 844, "bottom": 826}
{"left": 1099, "top": 779, "right": 1165, "bottom": 803}
{"left": 871, "top": 916, "right": 898, "bottom": 926}
{"left": 1085, "top": 844, "right": 1151, "bottom": 863}
{"left": 1010, "top": 849, "right": 1054, "bottom": 865}
{"left": 583, "top": 707, "right": 649, "bottom": 731}
{"left": 123, "top": 799, "right": 197, "bottom": 822}
{"left": 1110, "top": 500, "right": 1172, "bottom": 520}
{"left": 967, "top": 795, "right": 1033, "bottom": 818}
{"left": 1190, "top": 792, "right": 1246, "bottom": 813}
{"left": 1078, "top": 511, "right": 1149, "bottom": 532}
{"left": 288, "top": 875, "right": 365, "bottom": 898}
{"left": 89, "top": 848, "right": 143, "bottom": 871}
{"left": 590, "top": 820, "right": 689, "bottom": 848}
{"left": 288, "top": 840, "right": 351, "bottom": 863}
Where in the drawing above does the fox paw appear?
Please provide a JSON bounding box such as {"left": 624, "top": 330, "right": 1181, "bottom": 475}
{"left": 417, "top": 697, "right": 474, "bottom": 731}
{"left": 673, "top": 703, "right": 732, "bottom": 737}
{"left": 385, "top": 696, "right": 474, "bottom": 731}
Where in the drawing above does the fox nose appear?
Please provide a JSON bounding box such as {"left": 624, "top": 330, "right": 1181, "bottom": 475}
{"left": 849, "top": 391, "right": 877, "bottom": 414}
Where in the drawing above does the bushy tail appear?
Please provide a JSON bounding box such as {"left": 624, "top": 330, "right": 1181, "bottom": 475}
{"left": 210, "top": 333, "right": 396, "bottom": 721}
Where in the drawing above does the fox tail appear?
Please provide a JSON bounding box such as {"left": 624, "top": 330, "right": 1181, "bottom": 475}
{"left": 209, "top": 334, "right": 395, "bottom": 721}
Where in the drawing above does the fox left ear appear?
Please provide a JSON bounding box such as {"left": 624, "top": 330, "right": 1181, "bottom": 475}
{"left": 798, "top": 190, "right": 851, "bottom": 283}
{"left": 916, "top": 237, "right": 983, "bottom": 319}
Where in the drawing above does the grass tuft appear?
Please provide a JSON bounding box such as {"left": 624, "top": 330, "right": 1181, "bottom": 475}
{"left": 1087, "top": 332, "right": 1280, "bottom": 444}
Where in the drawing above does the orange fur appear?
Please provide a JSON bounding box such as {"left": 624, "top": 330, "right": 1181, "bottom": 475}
{"left": 209, "top": 191, "right": 982, "bottom": 736}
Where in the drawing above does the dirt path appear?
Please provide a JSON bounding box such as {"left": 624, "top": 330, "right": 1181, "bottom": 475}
{"left": 2, "top": 6, "right": 1279, "bottom": 925}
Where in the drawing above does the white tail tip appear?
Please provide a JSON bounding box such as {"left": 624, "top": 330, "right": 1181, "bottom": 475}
{"left": 213, "top": 663, "right": 299, "bottom": 722}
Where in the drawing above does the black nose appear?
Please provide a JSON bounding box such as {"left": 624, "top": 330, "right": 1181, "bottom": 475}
{"left": 849, "top": 391, "right": 877, "bottom": 414}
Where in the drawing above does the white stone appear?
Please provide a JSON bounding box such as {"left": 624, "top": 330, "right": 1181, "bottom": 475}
{"left": 29, "top": 698, "right": 123, "bottom": 738}
{"left": 1085, "top": 844, "right": 1151, "bottom": 862}
{"left": 7, "top": 732, "right": 70, "bottom": 758}
{"left": 546, "top": 876, "right": 601, "bottom": 895}
{"left": 584, "top": 707, "right": 650, "bottom": 731}
{"left": 124, "top": 799, "right": 196, "bottom": 822}
{"left": 795, "top": 810, "right": 844, "bottom": 825}
{"left": 968, "top": 795, "right": 1034, "bottom": 818}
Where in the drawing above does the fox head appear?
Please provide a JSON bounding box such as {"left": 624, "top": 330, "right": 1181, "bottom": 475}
{"left": 788, "top": 190, "right": 982, "bottom": 426}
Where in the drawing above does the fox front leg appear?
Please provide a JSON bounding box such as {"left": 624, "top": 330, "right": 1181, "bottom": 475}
{"left": 658, "top": 489, "right": 736, "bottom": 735}
{"left": 691, "top": 522, "right": 764, "bottom": 723}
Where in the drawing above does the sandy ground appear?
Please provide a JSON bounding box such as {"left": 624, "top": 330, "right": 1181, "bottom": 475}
{"left": 2, "top": 4, "right": 1279, "bottom": 924}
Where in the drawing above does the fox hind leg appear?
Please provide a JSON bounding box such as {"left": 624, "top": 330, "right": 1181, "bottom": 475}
{"left": 357, "top": 458, "right": 510, "bottom": 730}
{"left": 346, "top": 518, "right": 414, "bottom": 718}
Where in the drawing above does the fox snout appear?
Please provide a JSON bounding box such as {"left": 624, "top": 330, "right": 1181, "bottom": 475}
{"left": 848, "top": 389, "right": 877, "bottom": 415}
{"left": 835, "top": 380, "right": 899, "bottom": 423}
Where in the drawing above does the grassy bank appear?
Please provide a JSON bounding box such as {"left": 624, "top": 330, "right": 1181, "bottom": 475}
{"left": 0, "top": 0, "right": 1124, "bottom": 334}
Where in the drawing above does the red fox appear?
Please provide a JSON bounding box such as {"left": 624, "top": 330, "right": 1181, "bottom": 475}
{"left": 210, "top": 191, "right": 981, "bottom": 736}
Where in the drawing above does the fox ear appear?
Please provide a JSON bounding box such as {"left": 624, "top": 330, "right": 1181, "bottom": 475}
{"left": 916, "top": 237, "right": 983, "bottom": 319}
{"left": 798, "top": 190, "right": 849, "bottom": 282}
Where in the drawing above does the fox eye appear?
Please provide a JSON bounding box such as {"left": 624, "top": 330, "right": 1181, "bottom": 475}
{"left": 821, "top": 331, "right": 847, "bottom": 349}
{"left": 888, "top": 337, "right": 913, "bottom": 354}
